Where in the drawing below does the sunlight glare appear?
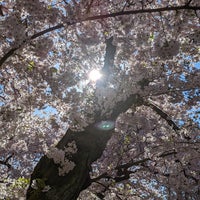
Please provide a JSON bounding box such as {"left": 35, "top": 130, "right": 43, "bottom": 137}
{"left": 88, "top": 69, "right": 102, "bottom": 82}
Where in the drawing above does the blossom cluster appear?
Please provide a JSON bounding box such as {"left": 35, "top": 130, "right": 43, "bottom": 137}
{"left": 47, "top": 141, "right": 77, "bottom": 176}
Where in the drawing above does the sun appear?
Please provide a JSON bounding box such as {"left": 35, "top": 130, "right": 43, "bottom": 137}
{"left": 88, "top": 69, "right": 102, "bottom": 82}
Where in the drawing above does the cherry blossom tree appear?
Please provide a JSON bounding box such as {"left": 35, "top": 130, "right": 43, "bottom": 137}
{"left": 0, "top": 0, "right": 200, "bottom": 199}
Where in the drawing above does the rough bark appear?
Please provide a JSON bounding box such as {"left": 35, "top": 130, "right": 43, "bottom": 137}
{"left": 26, "top": 125, "right": 113, "bottom": 200}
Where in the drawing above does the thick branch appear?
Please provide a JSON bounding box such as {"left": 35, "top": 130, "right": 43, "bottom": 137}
{"left": 26, "top": 35, "right": 144, "bottom": 200}
{"left": 0, "top": 5, "right": 199, "bottom": 68}
{"left": 96, "top": 36, "right": 116, "bottom": 87}
{"left": 102, "top": 36, "right": 116, "bottom": 74}
{"left": 110, "top": 94, "right": 143, "bottom": 120}
{"left": 85, "top": 5, "right": 200, "bottom": 21}
{"left": 27, "top": 126, "right": 114, "bottom": 200}
{"left": 95, "top": 36, "right": 143, "bottom": 120}
{"left": 26, "top": 93, "right": 143, "bottom": 199}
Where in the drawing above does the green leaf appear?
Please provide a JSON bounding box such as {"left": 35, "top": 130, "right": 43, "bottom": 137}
{"left": 12, "top": 177, "right": 30, "bottom": 189}
{"left": 47, "top": 5, "right": 52, "bottom": 10}
{"left": 27, "top": 61, "right": 35, "bottom": 71}
{"left": 148, "top": 33, "right": 154, "bottom": 42}
{"left": 35, "top": 178, "right": 46, "bottom": 189}
{"left": 50, "top": 67, "right": 58, "bottom": 73}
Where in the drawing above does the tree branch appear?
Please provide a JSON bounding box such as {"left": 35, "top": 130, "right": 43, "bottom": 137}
{"left": 102, "top": 37, "right": 116, "bottom": 74}
{"left": 26, "top": 37, "right": 145, "bottom": 200}
{"left": 95, "top": 36, "right": 143, "bottom": 121}
{"left": 144, "top": 101, "right": 180, "bottom": 131}
{"left": 96, "top": 36, "right": 116, "bottom": 87}
{"left": 0, "top": 154, "right": 13, "bottom": 169}
{"left": 84, "top": 5, "right": 200, "bottom": 22}
{"left": 185, "top": 0, "right": 193, "bottom": 6}
{"left": 0, "top": 5, "right": 199, "bottom": 68}
{"left": 30, "top": 23, "right": 64, "bottom": 40}
{"left": 0, "top": 47, "right": 18, "bottom": 69}
{"left": 91, "top": 150, "right": 177, "bottom": 183}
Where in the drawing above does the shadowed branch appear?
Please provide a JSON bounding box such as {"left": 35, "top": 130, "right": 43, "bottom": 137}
{"left": 144, "top": 101, "right": 180, "bottom": 131}
{"left": 0, "top": 4, "right": 199, "bottom": 68}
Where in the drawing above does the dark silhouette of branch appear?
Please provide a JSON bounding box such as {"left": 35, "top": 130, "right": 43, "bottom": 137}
{"left": 26, "top": 122, "right": 115, "bottom": 200}
{"left": 185, "top": 0, "right": 193, "bottom": 6}
{"left": 0, "top": 47, "right": 18, "bottom": 69}
{"left": 96, "top": 36, "right": 116, "bottom": 87}
{"left": 144, "top": 101, "right": 180, "bottom": 131}
{"left": 84, "top": 5, "right": 200, "bottom": 22}
{"left": 0, "top": 160, "right": 11, "bottom": 168}
{"left": 95, "top": 37, "right": 142, "bottom": 120}
{"left": 0, "top": 4, "right": 199, "bottom": 68}
{"left": 30, "top": 24, "right": 64, "bottom": 40}
{"left": 102, "top": 37, "right": 116, "bottom": 74}
{"left": 94, "top": 93, "right": 143, "bottom": 122}
{"left": 91, "top": 150, "right": 178, "bottom": 183}
{"left": 0, "top": 23, "right": 64, "bottom": 68}
{"left": 0, "top": 154, "right": 13, "bottom": 169}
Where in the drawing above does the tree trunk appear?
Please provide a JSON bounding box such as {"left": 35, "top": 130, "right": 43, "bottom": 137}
{"left": 26, "top": 125, "right": 113, "bottom": 200}
{"left": 26, "top": 35, "right": 143, "bottom": 199}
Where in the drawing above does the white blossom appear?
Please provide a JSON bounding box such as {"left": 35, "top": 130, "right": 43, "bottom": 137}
{"left": 0, "top": 0, "right": 199, "bottom": 199}
{"left": 47, "top": 141, "right": 77, "bottom": 176}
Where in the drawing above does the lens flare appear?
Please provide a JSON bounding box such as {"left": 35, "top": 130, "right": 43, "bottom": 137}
{"left": 88, "top": 69, "right": 102, "bottom": 82}
{"left": 95, "top": 120, "right": 115, "bottom": 131}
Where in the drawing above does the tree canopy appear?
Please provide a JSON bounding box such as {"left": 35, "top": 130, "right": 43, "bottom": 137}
{"left": 0, "top": 0, "right": 200, "bottom": 199}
